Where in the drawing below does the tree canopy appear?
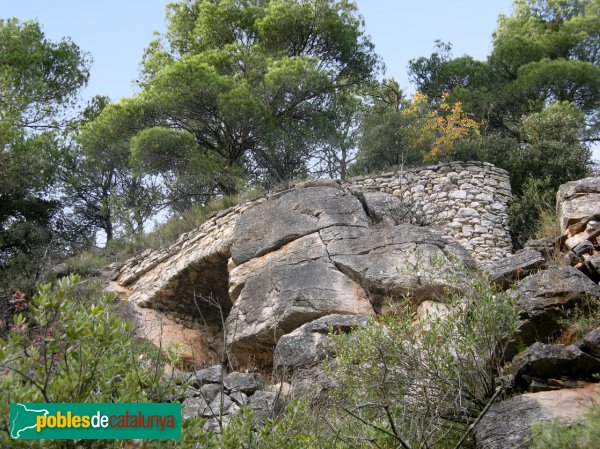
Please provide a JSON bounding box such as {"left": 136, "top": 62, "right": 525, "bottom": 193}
{"left": 105, "top": 0, "right": 382, "bottom": 200}
{"left": 0, "top": 19, "right": 89, "bottom": 289}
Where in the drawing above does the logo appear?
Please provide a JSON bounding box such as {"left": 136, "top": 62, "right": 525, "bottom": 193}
{"left": 10, "top": 403, "right": 181, "bottom": 440}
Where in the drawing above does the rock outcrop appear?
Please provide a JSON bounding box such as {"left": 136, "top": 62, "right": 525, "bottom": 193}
{"left": 225, "top": 181, "right": 474, "bottom": 368}
{"left": 112, "top": 163, "right": 506, "bottom": 368}
{"left": 511, "top": 342, "right": 600, "bottom": 390}
{"left": 489, "top": 249, "right": 546, "bottom": 288}
{"left": 475, "top": 384, "right": 600, "bottom": 449}
{"left": 557, "top": 177, "right": 600, "bottom": 237}
{"left": 105, "top": 168, "right": 600, "bottom": 441}
{"left": 512, "top": 266, "right": 600, "bottom": 350}
{"left": 557, "top": 177, "right": 600, "bottom": 279}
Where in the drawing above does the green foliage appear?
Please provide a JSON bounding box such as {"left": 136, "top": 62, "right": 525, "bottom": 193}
{"left": 153, "top": 402, "right": 329, "bottom": 449}
{"left": 558, "top": 293, "right": 600, "bottom": 342}
{"left": 410, "top": 0, "right": 600, "bottom": 130}
{"left": 405, "top": 0, "right": 598, "bottom": 247}
{"left": 352, "top": 79, "right": 425, "bottom": 174}
{"left": 104, "top": 0, "right": 381, "bottom": 196}
{"left": 507, "top": 102, "right": 590, "bottom": 245}
{"left": 0, "top": 19, "right": 89, "bottom": 132}
{"left": 326, "top": 268, "right": 520, "bottom": 449}
{"left": 353, "top": 80, "right": 480, "bottom": 174}
{"left": 59, "top": 96, "right": 164, "bottom": 242}
{"left": 0, "top": 276, "right": 182, "bottom": 448}
{"left": 530, "top": 405, "right": 600, "bottom": 449}
{"left": 0, "top": 19, "right": 90, "bottom": 291}
{"left": 509, "top": 177, "right": 558, "bottom": 246}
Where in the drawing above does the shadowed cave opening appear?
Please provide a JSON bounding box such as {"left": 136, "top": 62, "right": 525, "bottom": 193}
{"left": 147, "top": 252, "right": 233, "bottom": 369}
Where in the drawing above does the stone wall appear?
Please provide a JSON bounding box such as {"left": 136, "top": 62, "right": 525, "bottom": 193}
{"left": 345, "top": 161, "right": 512, "bottom": 263}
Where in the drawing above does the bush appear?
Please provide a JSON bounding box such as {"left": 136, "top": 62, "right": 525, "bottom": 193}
{"left": 325, "top": 268, "right": 520, "bottom": 449}
{"left": 0, "top": 276, "right": 325, "bottom": 449}
{"left": 0, "top": 276, "right": 182, "bottom": 448}
{"left": 558, "top": 294, "right": 600, "bottom": 343}
{"left": 508, "top": 177, "right": 558, "bottom": 248}
{"left": 155, "top": 402, "right": 328, "bottom": 449}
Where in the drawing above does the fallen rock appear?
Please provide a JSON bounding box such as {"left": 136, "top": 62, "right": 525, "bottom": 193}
{"left": 523, "top": 238, "right": 559, "bottom": 259}
{"left": 581, "top": 327, "right": 600, "bottom": 358}
{"left": 572, "top": 240, "right": 595, "bottom": 257}
{"left": 199, "top": 383, "right": 222, "bottom": 403}
{"left": 475, "top": 384, "right": 600, "bottom": 449}
{"left": 228, "top": 391, "right": 248, "bottom": 406}
{"left": 182, "top": 397, "right": 208, "bottom": 420}
{"left": 273, "top": 314, "right": 369, "bottom": 374}
{"left": 231, "top": 184, "right": 369, "bottom": 265}
{"left": 513, "top": 267, "right": 600, "bottom": 349}
{"left": 201, "top": 394, "right": 239, "bottom": 418}
{"left": 223, "top": 372, "right": 265, "bottom": 394}
{"left": 557, "top": 177, "right": 600, "bottom": 234}
{"left": 489, "top": 249, "right": 546, "bottom": 288}
{"left": 193, "top": 365, "right": 225, "bottom": 387}
{"left": 564, "top": 220, "right": 600, "bottom": 250}
{"left": 579, "top": 255, "right": 600, "bottom": 283}
{"left": 511, "top": 342, "right": 600, "bottom": 390}
{"left": 247, "top": 391, "right": 284, "bottom": 426}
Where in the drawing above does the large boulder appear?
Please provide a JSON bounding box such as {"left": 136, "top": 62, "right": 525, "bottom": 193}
{"left": 511, "top": 342, "right": 600, "bottom": 390}
{"left": 227, "top": 220, "right": 475, "bottom": 369}
{"left": 321, "top": 224, "right": 475, "bottom": 311}
{"left": 489, "top": 249, "right": 546, "bottom": 288}
{"left": 273, "top": 314, "right": 369, "bottom": 374}
{"left": 475, "top": 384, "right": 600, "bottom": 449}
{"left": 225, "top": 233, "right": 375, "bottom": 369}
{"left": 581, "top": 327, "right": 600, "bottom": 358}
{"left": 513, "top": 267, "right": 600, "bottom": 349}
{"left": 231, "top": 183, "right": 370, "bottom": 265}
{"left": 557, "top": 177, "right": 600, "bottom": 234}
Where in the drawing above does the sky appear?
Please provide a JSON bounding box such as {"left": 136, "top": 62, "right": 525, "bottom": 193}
{"left": 1, "top": 0, "right": 515, "bottom": 104}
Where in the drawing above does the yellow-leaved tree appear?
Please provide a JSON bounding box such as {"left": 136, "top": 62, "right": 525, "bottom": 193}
{"left": 407, "top": 92, "right": 480, "bottom": 162}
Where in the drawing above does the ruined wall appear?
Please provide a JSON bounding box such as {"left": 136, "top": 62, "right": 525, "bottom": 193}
{"left": 345, "top": 161, "right": 512, "bottom": 263}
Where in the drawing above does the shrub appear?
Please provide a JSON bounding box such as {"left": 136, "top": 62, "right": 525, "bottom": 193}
{"left": 558, "top": 294, "right": 600, "bottom": 343}
{"left": 325, "top": 269, "right": 520, "bottom": 449}
{"left": 0, "top": 276, "right": 182, "bottom": 448}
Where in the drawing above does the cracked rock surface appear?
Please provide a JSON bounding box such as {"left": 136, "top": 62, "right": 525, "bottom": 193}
{"left": 226, "top": 184, "right": 474, "bottom": 369}
{"left": 111, "top": 164, "right": 512, "bottom": 368}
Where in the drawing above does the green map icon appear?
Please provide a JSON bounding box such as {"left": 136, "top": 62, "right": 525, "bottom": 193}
{"left": 10, "top": 403, "right": 49, "bottom": 439}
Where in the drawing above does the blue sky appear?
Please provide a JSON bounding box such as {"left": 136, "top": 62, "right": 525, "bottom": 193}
{"left": 2, "top": 0, "right": 514, "bottom": 103}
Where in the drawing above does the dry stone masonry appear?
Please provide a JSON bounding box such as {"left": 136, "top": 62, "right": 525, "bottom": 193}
{"left": 346, "top": 161, "right": 512, "bottom": 263}
{"left": 110, "top": 162, "right": 513, "bottom": 368}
